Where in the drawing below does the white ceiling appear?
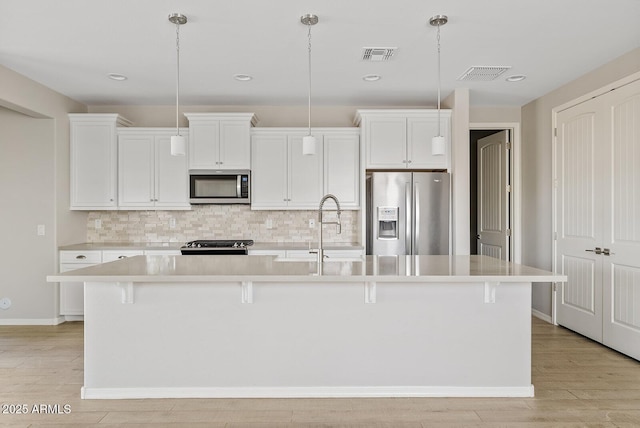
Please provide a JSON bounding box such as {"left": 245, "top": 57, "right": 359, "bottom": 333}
{"left": 1, "top": 0, "right": 639, "bottom": 108}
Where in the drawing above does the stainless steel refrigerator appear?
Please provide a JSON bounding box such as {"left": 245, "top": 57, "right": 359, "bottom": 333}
{"left": 366, "top": 171, "right": 450, "bottom": 255}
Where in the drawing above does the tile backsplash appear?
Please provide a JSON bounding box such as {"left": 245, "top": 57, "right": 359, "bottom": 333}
{"left": 87, "top": 205, "right": 359, "bottom": 244}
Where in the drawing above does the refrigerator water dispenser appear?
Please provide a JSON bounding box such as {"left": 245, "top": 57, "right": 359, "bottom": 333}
{"left": 377, "top": 207, "right": 399, "bottom": 239}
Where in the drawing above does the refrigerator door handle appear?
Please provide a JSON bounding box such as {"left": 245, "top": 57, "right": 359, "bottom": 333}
{"left": 414, "top": 182, "right": 420, "bottom": 255}
{"left": 405, "top": 181, "right": 412, "bottom": 255}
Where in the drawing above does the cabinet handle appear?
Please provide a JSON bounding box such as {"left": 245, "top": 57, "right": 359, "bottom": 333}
{"left": 117, "top": 256, "right": 127, "bottom": 259}
{"left": 75, "top": 255, "right": 86, "bottom": 260}
{"left": 407, "top": 160, "right": 412, "bottom": 163}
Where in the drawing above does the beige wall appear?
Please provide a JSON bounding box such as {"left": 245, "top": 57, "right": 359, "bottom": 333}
{"left": 0, "top": 65, "right": 87, "bottom": 323}
{"left": 470, "top": 106, "right": 521, "bottom": 124}
{"left": 522, "top": 47, "right": 640, "bottom": 316}
{"left": 0, "top": 108, "right": 57, "bottom": 321}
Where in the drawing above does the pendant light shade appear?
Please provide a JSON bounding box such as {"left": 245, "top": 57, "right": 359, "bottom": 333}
{"left": 169, "top": 13, "right": 187, "bottom": 156}
{"left": 429, "top": 14, "right": 448, "bottom": 156}
{"left": 301, "top": 14, "right": 318, "bottom": 156}
{"left": 302, "top": 135, "right": 316, "bottom": 156}
{"left": 170, "top": 135, "right": 186, "bottom": 156}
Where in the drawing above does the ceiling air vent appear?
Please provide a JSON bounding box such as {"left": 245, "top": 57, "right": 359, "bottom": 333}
{"left": 458, "top": 66, "right": 512, "bottom": 81}
{"left": 362, "top": 47, "right": 397, "bottom": 61}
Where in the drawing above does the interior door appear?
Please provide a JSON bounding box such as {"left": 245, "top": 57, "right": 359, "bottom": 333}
{"left": 477, "top": 130, "right": 509, "bottom": 260}
{"left": 555, "top": 98, "right": 604, "bottom": 342}
{"left": 601, "top": 80, "right": 640, "bottom": 360}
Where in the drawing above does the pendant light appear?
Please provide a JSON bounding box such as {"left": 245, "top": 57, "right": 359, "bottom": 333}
{"left": 169, "top": 13, "right": 187, "bottom": 156}
{"left": 429, "top": 15, "right": 448, "bottom": 156}
{"left": 301, "top": 14, "right": 318, "bottom": 156}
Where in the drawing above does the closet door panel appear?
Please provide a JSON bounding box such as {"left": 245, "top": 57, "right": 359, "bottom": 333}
{"left": 602, "top": 81, "right": 640, "bottom": 360}
{"left": 555, "top": 100, "right": 603, "bottom": 342}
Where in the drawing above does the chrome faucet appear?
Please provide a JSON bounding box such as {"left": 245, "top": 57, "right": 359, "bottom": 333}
{"left": 310, "top": 194, "right": 342, "bottom": 264}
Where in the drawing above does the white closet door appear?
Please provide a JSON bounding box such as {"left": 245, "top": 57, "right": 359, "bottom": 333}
{"left": 601, "top": 80, "right": 640, "bottom": 360}
{"left": 555, "top": 98, "right": 605, "bottom": 342}
{"left": 477, "top": 130, "right": 509, "bottom": 260}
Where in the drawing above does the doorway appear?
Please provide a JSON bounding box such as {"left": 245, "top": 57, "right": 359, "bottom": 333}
{"left": 469, "top": 125, "right": 518, "bottom": 262}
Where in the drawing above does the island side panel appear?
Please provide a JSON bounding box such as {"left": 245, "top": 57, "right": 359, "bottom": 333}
{"left": 82, "top": 280, "right": 532, "bottom": 398}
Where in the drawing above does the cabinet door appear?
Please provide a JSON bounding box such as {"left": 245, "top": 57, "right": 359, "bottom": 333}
{"left": 188, "top": 121, "right": 220, "bottom": 169}
{"left": 365, "top": 117, "right": 407, "bottom": 168}
{"left": 288, "top": 134, "right": 324, "bottom": 208}
{"left": 324, "top": 133, "right": 359, "bottom": 208}
{"left": 155, "top": 136, "right": 189, "bottom": 208}
{"left": 407, "top": 116, "right": 450, "bottom": 169}
{"left": 251, "top": 134, "right": 288, "bottom": 208}
{"left": 219, "top": 121, "right": 251, "bottom": 169}
{"left": 118, "top": 135, "right": 155, "bottom": 208}
{"left": 70, "top": 121, "right": 117, "bottom": 208}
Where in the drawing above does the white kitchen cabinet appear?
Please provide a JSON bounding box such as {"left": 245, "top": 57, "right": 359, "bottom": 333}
{"left": 59, "top": 250, "right": 102, "bottom": 317}
{"left": 185, "top": 113, "right": 257, "bottom": 170}
{"left": 251, "top": 130, "right": 323, "bottom": 208}
{"left": 355, "top": 110, "right": 451, "bottom": 170}
{"left": 69, "top": 114, "right": 132, "bottom": 210}
{"left": 324, "top": 132, "right": 360, "bottom": 207}
{"left": 117, "top": 128, "right": 190, "bottom": 210}
{"left": 251, "top": 128, "right": 360, "bottom": 210}
{"left": 288, "top": 133, "right": 324, "bottom": 208}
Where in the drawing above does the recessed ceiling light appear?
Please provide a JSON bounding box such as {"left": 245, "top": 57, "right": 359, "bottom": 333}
{"left": 362, "top": 74, "right": 381, "bottom": 82}
{"left": 233, "top": 74, "right": 253, "bottom": 81}
{"left": 506, "top": 74, "right": 527, "bottom": 82}
{"left": 107, "top": 73, "right": 127, "bottom": 81}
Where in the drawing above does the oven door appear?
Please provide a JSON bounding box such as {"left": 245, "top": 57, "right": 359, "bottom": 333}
{"left": 189, "top": 170, "right": 250, "bottom": 204}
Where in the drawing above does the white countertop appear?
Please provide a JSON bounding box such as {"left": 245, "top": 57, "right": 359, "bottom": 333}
{"left": 47, "top": 255, "right": 565, "bottom": 284}
{"left": 59, "top": 242, "right": 363, "bottom": 252}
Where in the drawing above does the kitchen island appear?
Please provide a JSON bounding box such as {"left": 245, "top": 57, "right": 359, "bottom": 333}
{"left": 47, "top": 255, "right": 565, "bottom": 399}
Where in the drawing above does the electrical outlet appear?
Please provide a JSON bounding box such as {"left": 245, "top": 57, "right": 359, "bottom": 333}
{"left": 95, "top": 219, "right": 102, "bottom": 229}
{"left": 169, "top": 218, "right": 176, "bottom": 229}
{"left": 37, "top": 225, "right": 45, "bottom": 236}
{"left": 309, "top": 219, "right": 316, "bottom": 228}
{"left": 0, "top": 297, "right": 11, "bottom": 310}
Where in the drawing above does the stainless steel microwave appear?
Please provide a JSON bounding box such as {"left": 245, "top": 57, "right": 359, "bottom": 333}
{"left": 189, "top": 170, "right": 250, "bottom": 204}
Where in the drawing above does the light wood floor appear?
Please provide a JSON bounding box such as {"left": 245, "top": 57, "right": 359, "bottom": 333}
{"left": 1, "top": 317, "right": 639, "bottom": 427}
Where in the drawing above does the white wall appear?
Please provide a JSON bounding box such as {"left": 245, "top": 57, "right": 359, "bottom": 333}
{"left": 521, "top": 47, "right": 640, "bottom": 316}
{"left": 0, "top": 64, "right": 87, "bottom": 323}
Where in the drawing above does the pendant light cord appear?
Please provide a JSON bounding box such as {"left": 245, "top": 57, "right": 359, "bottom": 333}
{"left": 175, "top": 22, "right": 181, "bottom": 137}
{"left": 307, "top": 23, "right": 312, "bottom": 137}
{"left": 436, "top": 23, "right": 442, "bottom": 137}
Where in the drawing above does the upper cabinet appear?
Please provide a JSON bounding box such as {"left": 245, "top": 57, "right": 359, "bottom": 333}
{"left": 117, "top": 128, "right": 190, "bottom": 210}
{"left": 69, "top": 114, "right": 132, "bottom": 210}
{"left": 185, "top": 113, "right": 257, "bottom": 170}
{"left": 251, "top": 128, "right": 360, "bottom": 210}
{"left": 355, "top": 109, "right": 451, "bottom": 170}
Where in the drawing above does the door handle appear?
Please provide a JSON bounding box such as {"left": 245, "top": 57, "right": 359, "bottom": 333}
{"left": 476, "top": 234, "right": 481, "bottom": 240}
{"left": 603, "top": 248, "right": 614, "bottom": 256}
{"left": 585, "top": 247, "right": 602, "bottom": 254}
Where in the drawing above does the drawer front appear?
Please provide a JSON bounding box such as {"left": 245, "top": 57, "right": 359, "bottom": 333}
{"left": 248, "top": 250, "right": 287, "bottom": 257}
{"left": 102, "top": 250, "right": 144, "bottom": 262}
{"left": 60, "top": 251, "right": 102, "bottom": 264}
{"left": 285, "top": 250, "right": 316, "bottom": 260}
{"left": 324, "top": 249, "right": 364, "bottom": 259}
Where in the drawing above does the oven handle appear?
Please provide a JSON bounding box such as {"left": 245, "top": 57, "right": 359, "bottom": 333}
{"left": 237, "top": 175, "right": 242, "bottom": 198}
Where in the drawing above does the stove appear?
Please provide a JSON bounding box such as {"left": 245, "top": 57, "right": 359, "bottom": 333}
{"left": 180, "top": 240, "right": 254, "bottom": 255}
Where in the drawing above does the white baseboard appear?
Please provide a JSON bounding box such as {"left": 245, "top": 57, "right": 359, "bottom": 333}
{"left": 0, "top": 317, "right": 66, "bottom": 326}
{"left": 532, "top": 309, "right": 552, "bottom": 324}
{"left": 81, "top": 385, "right": 535, "bottom": 400}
